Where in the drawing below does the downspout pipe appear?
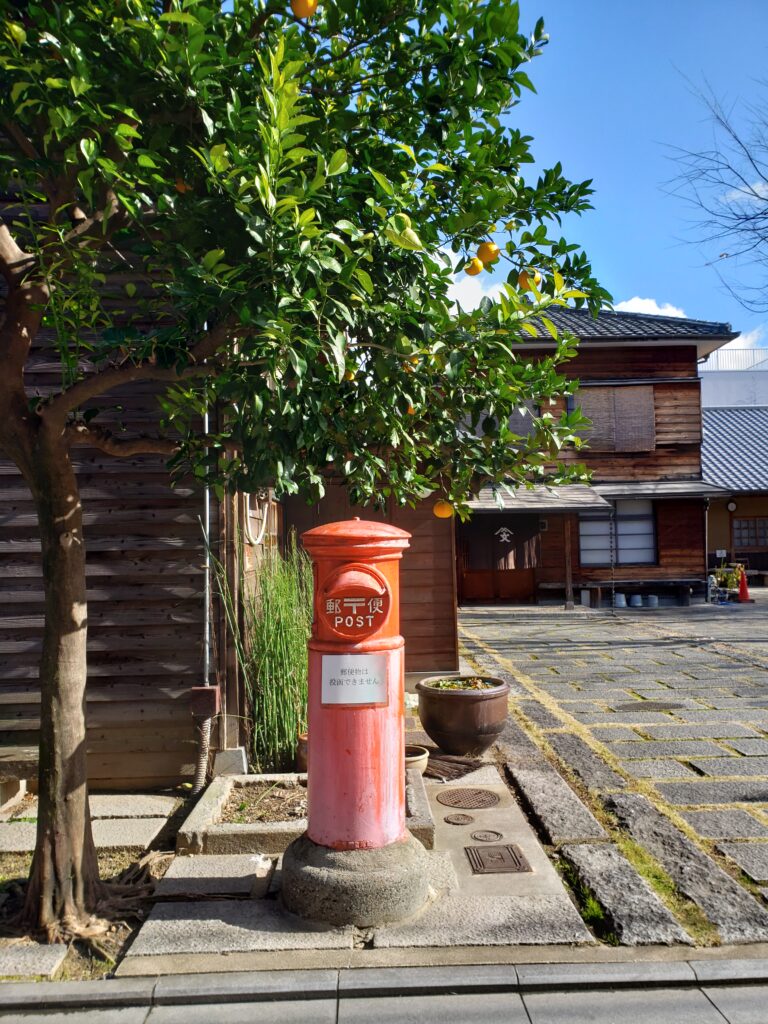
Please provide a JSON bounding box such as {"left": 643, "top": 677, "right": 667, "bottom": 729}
{"left": 192, "top": 408, "right": 213, "bottom": 795}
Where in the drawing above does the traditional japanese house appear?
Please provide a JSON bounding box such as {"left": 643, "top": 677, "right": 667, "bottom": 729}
{"left": 702, "top": 406, "right": 768, "bottom": 576}
{"left": 458, "top": 307, "right": 735, "bottom": 606}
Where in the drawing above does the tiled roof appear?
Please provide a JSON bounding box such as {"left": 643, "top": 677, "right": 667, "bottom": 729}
{"left": 468, "top": 484, "right": 611, "bottom": 512}
{"left": 702, "top": 407, "right": 768, "bottom": 492}
{"left": 593, "top": 480, "right": 728, "bottom": 499}
{"left": 530, "top": 307, "right": 736, "bottom": 342}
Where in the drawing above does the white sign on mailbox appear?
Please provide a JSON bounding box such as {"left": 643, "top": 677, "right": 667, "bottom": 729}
{"left": 321, "top": 653, "right": 388, "bottom": 706}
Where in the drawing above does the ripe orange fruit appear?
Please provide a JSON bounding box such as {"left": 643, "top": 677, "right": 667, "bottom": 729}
{"left": 409, "top": 355, "right": 419, "bottom": 365}
{"left": 344, "top": 369, "right": 356, "bottom": 381}
{"left": 291, "top": 0, "right": 318, "bottom": 18}
{"left": 175, "top": 179, "right": 191, "bottom": 194}
{"left": 518, "top": 268, "right": 542, "bottom": 291}
{"left": 432, "top": 499, "right": 454, "bottom": 519}
{"left": 406, "top": 404, "right": 415, "bottom": 415}
{"left": 477, "top": 241, "right": 500, "bottom": 265}
{"left": 465, "top": 257, "right": 484, "bottom": 277}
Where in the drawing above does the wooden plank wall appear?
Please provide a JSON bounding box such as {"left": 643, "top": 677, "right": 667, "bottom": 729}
{"left": 0, "top": 334, "right": 216, "bottom": 789}
{"left": 283, "top": 488, "right": 458, "bottom": 673}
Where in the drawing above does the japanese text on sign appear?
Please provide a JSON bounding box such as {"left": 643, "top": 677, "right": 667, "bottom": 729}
{"left": 321, "top": 653, "right": 388, "bottom": 705}
{"left": 324, "top": 595, "right": 385, "bottom": 631}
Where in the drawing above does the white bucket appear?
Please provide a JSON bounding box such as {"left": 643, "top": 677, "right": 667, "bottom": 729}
{"left": 629, "top": 594, "right": 643, "bottom": 608}
{"left": 646, "top": 594, "right": 659, "bottom": 609}
{"left": 614, "top": 593, "right": 627, "bottom": 608}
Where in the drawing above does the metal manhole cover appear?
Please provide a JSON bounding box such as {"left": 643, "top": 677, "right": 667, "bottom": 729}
{"left": 471, "top": 830, "right": 503, "bottom": 842}
{"left": 436, "top": 788, "right": 500, "bottom": 810}
{"left": 444, "top": 813, "right": 475, "bottom": 825}
{"left": 614, "top": 701, "right": 683, "bottom": 712}
{"left": 465, "top": 844, "right": 532, "bottom": 874}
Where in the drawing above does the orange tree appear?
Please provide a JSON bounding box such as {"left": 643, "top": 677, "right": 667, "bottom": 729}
{"left": 0, "top": 0, "right": 606, "bottom": 939}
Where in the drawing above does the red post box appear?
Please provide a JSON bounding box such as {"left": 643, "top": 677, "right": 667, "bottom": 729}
{"left": 303, "top": 517, "right": 409, "bottom": 850}
{"left": 282, "top": 518, "right": 429, "bottom": 926}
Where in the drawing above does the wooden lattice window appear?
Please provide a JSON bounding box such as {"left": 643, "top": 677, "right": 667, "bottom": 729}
{"left": 733, "top": 517, "right": 768, "bottom": 550}
{"left": 577, "top": 386, "right": 656, "bottom": 452}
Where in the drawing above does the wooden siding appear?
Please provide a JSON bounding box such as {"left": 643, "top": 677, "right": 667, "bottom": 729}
{"left": 548, "top": 344, "right": 699, "bottom": 380}
{"left": 0, "top": 338, "right": 216, "bottom": 789}
{"left": 575, "top": 500, "right": 706, "bottom": 584}
{"left": 283, "top": 489, "right": 458, "bottom": 673}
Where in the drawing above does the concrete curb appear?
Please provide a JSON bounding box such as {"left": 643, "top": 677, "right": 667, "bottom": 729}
{"left": 4, "top": 960, "right": 768, "bottom": 1008}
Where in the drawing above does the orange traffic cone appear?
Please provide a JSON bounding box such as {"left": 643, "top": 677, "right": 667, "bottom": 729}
{"left": 739, "top": 568, "right": 753, "bottom": 603}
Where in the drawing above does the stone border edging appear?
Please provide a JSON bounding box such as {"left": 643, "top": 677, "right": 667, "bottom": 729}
{"left": 4, "top": 960, "right": 768, "bottom": 1008}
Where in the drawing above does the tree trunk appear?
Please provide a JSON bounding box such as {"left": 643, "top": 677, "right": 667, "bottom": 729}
{"left": 21, "top": 430, "right": 101, "bottom": 940}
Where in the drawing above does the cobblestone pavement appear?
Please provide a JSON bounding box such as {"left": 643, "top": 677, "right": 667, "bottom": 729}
{"left": 460, "top": 592, "right": 768, "bottom": 939}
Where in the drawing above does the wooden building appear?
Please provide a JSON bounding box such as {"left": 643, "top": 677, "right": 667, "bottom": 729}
{"left": 459, "top": 308, "right": 734, "bottom": 606}
{"left": 702, "top": 406, "right": 768, "bottom": 574}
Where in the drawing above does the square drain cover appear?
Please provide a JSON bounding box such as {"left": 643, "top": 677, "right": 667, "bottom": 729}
{"left": 465, "top": 844, "right": 532, "bottom": 874}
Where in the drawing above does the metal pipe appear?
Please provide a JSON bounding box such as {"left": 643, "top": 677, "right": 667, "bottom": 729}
{"left": 192, "top": 407, "right": 213, "bottom": 795}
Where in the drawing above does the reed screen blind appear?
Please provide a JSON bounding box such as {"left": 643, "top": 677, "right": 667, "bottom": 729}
{"left": 578, "top": 386, "right": 656, "bottom": 452}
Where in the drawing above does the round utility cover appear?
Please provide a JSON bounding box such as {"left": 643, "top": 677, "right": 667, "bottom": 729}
{"left": 471, "top": 830, "right": 504, "bottom": 842}
{"left": 444, "top": 813, "right": 475, "bottom": 825}
{"left": 435, "top": 788, "right": 500, "bottom": 809}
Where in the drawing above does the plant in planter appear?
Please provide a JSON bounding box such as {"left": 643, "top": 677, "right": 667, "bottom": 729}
{"left": 416, "top": 675, "right": 510, "bottom": 755}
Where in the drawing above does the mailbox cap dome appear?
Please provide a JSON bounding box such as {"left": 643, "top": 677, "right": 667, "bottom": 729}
{"left": 301, "top": 517, "right": 410, "bottom": 554}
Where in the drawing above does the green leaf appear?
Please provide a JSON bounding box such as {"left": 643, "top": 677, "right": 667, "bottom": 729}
{"left": 209, "top": 143, "right": 230, "bottom": 173}
{"left": 7, "top": 22, "right": 26, "bottom": 46}
{"left": 79, "top": 138, "right": 97, "bottom": 164}
{"left": 540, "top": 316, "right": 558, "bottom": 340}
{"left": 137, "top": 153, "right": 157, "bottom": 168}
{"left": 124, "top": 282, "right": 137, "bottom": 298}
{"left": 70, "top": 76, "right": 90, "bottom": 97}
{"left": 159, "top": 12, "right": 200, "bottom": 24}
{"left": 202, "top": 248, "right": 225, "bottom": 270}
{"left": 44, "top": 77, "right": 67, "bottom": 89}
{"left": 10, "top": 81, "right": 29, "bottom": 105}
{"left": 327, "top": 149, "right": 348, "bottom": 176}
{"left": 353, "top": 267, "right": 374, "bottom": 296}
{"left": 370, "top": 168, "right": 395, "bottom": 196}
{"left": 328, "top": 332, "right": 347, "bottom": 383}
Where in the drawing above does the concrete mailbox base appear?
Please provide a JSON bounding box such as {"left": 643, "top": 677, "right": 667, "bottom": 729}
{"left": 282, "top": 831, "right": 429, "bottom": 927}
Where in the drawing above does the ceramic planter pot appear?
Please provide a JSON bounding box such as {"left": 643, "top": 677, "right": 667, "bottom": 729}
{"left": 404, "top": 744, "right": 429, "bottom": 774}
{"left": 416, "top": 675, "right": 510, "bottom": 755}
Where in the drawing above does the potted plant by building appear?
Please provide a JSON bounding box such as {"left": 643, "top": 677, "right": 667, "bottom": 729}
{"left": 415, "top": 675, "right": 510, "bottom": 755}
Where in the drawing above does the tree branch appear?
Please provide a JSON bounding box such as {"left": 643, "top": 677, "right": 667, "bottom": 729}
{"left": 0, "top": 224, "right": 36, "bottom": 285}
{"left": 0, "top": 281, "right": 49, "bottom": 379}
{"left": 66, "top": 423, "right": 179, "bottom": 458}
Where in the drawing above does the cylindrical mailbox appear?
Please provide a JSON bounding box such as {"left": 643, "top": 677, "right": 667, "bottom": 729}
{"left": 302, "top": 518, "right": 410, "bottom": 851}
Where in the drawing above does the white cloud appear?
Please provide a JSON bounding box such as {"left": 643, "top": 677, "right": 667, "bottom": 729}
{"left": 725, "top": 324, "right": 767, "bottom": 349}
{"left": 447, "top": 272, "right": 505, "bottom": 311}
{"left": 723, "top": 181, "right": 768, "bottom": 204}
{"left": 613, "top": 296, "right": 686, "bottom": 318}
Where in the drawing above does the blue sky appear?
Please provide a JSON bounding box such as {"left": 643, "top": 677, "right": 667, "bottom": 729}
{"left": 450, "top": 0, "right": 768, "bottom": 348}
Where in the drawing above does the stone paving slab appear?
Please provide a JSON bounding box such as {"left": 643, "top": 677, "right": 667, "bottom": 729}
{"left": 373, "top": 894, "right": 593, "bottom": 948}
{"left": 507, "top": 767, "right": 608, "bottom": 844}
{"left": 689, "top": 756, "right": 768, "bottom": 777}
{"left": 127, "top": 899, "right": 355, "bottom": 956}
{"left": 545, "top": 733, "right": 625, "bottom": 791}
{"left": 590, "top": 727, "right": 645, "bottom": 743}
{"left": 337, "top": 993, "right": 527, "bottom": 1024}
{"left": 0, "top": 817, "right": 173, "bottom": 853}
{"left": 680, "top": 810, "right": 768, "bottom": 839}
{"left": 657, "top": 780, "right": 768, "bottom": 805}
{"left": 606, "top": 793, "right": 768, "bottom": 943}
{"left": 642, "top": 724, "right": 764, "bottom": 740}
{"left": 155, "top": 854, "right": 274, "bottom": 898}
{"left": 0, "top": 943, "right": 67, "bottom": 979}
{"left": 573, "top": 712, "right": 682, "bottom": 726}
{"left": 89, "top": 795, "right": 178, "bottom": 819}
{"left": 517, "top": 701, "right": 564, "bottom": 730}
{"left": 560, "top": 843, "right": 692, "bottom": 945}
{"left": 608, "top": 740, "right": 730, "bottom": 759}
{"left": 619, "top": 759, "right": 698, "bottom": 779}
{"left": 717, "top": 842, "right": 768, "bottom": 882}
{"left": 723, "top": 739, "right": 768, "bottom": 756}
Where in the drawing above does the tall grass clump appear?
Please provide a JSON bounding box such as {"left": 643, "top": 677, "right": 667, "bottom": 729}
{"left": 214, "top": 534, "right": 313, "bottom": 771}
